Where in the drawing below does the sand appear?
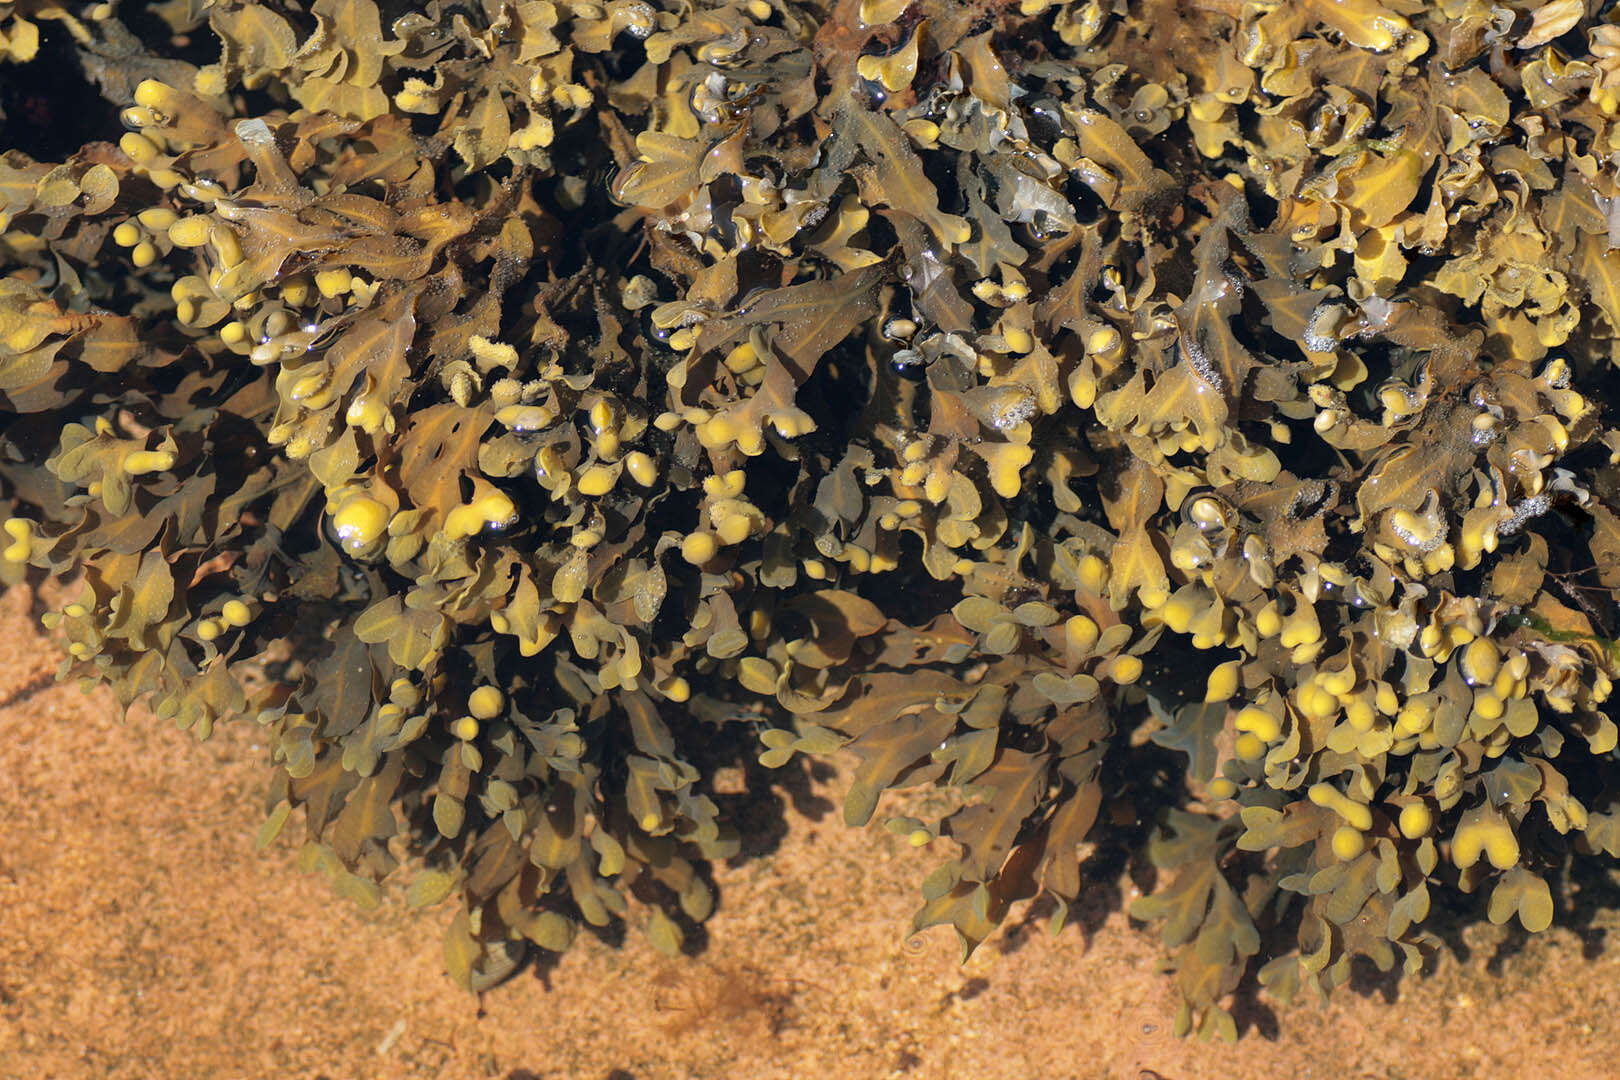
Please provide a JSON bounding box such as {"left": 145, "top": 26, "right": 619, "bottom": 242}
{"left": 3, "top": 581, "right": 1619, "bottom": 1080}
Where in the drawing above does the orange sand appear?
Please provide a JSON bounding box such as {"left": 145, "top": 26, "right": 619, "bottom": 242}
{"left": 2, "top": 583, "right": 1618, "bottom": 1079}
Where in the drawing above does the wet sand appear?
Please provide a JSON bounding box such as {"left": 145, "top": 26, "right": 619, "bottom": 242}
{"left": 2, "top": 583, "right": 1618, "bottom": 1080}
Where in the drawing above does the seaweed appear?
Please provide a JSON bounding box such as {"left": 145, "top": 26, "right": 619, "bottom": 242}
{"left": 6, "top": 0, "right": 1620, "bottom": 1040}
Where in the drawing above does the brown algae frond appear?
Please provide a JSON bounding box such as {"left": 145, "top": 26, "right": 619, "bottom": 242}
{"left": 7, "top": 0, "right": 1620, "bottom": 1039}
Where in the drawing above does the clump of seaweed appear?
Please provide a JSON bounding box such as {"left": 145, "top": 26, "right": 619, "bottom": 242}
{"left": 6, "top": 0, "right": 1620, "bottom": 1039}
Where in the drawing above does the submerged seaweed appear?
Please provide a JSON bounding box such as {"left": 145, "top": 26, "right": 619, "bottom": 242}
{"left": 6, "top": 0, "right": 1620, "bottom": 1038}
